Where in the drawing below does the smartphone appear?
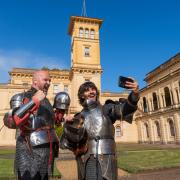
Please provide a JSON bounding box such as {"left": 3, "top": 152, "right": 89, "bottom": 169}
{"left": 118, "top": 76, "right": 134, "bottom": 89}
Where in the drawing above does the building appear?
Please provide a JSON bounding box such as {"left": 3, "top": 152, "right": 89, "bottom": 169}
{"left": 0, "top": 16, "right": 138, "bottom": 145}
{"left": 135, "top": 53, "right": 180, "bottom": 144}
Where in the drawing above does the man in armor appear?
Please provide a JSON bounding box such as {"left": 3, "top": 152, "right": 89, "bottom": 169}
{"left": 53, "top": 91, "right": 70, "bottom": 126}
{"left": 61, "top": 80, "right": 139, "bottom": 180}
{"left": 3, "top": 70, "right": 68, "bottom": 180}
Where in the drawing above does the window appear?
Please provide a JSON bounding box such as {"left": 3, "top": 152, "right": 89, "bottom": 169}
{"left": 53, "top": 85, "right": 59, "bottom": 94}
{"left": 164, "top": 87, "right": 172, "bottom": 107}
{"left": 168, "top": 119, "right": 175, "bottom": 137}
{"left": 85, "top": 29, "right": 89, "bottom": 38}
{"left": 115, "top": 126, "right": 121, "bottom": 137}
{"left": 152, "top": 92, "right": 158, "bottom": 110}
{"left": 84, "top": 47, "right": 90, "bottom": 57}
{"left": 155, "top": 121, "right": 161, "bottom": 137}
{"left": 64, "top": 85, "right": 68, "bottom": 92}
{"left": 79, "top": 28, "right": 83, "bottom": 38}
{"left": 90, "top": 29, "right": 95, "bottom": 39}
{"left": 143, "top": 97, "right": 148, "bottom": 112}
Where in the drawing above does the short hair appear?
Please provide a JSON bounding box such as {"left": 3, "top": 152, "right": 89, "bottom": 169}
{"left": 78, "top": 81, "right": 99, "bottom": 105}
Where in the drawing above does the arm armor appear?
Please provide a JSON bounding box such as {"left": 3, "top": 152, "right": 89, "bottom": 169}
{"left": 59, "top": 114, "right": 87, "bottom": 152}
{"left": 104, "top": 92, "right": 139, "bottom": 124}
{"left": 14, "top": 98, "right": 39, "bottom": 126}
{"left": 3, "top": 110, "right": 16, "bottom": 129}
{"left": 3, "top": 93, "right": 24, "bottom": 129}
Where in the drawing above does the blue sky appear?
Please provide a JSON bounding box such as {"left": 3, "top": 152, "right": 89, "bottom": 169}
{"left": 0, "top": 0, "right": 179, "bottom": 92}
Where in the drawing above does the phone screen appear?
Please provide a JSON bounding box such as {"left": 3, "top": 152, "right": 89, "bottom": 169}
{"left": 118, "top": 76, "right": 134, "bottom": 89}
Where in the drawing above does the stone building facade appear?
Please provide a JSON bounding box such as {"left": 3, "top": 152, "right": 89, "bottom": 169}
{"left": 135, "top": 53, "right": 180, "bottom": 144}
{"left": 0, "top": 16, "right": 138, "bottom": 145}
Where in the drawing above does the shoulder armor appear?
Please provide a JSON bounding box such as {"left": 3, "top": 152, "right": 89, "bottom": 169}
{"left": 10, "top": 93, "right": 24, "bottom": 109}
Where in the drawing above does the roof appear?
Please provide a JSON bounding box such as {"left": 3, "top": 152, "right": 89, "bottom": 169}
{"left": 68, "top": 16, "right": 103, "bottom": 35}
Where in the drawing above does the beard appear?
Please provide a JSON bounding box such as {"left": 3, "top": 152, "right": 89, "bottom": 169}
{"left": 43, "top": 84, "right": 49, "bottom": 95}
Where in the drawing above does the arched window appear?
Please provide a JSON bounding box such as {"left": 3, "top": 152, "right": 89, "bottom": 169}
{"left": 115, "top": 125, "right": 121, "bottom": 137}
{"left": 79, "top": 27, "right": 84, "bottom": 37}
{"left": 155, "top": 121, "right": 161, "bottom": 137}
{"left": 164, "top": 87, "right": 172, "bottom": 107}
{"left": 85, "top": 28, "right": 89, "bottom": 38}
{"left": 168, "top": 119, "right": 175, "bottom": 137}
{"left": 143, "top": 97, "right": 148, "bottom": 112}
{"left": 144, "top": 123, "right": 149, "bottom": 138}
{"left": 90, "top": 29, "right": 95, "bottom": 39}
{"left": 152, "top": 92, "right": 158, "bottom": 110}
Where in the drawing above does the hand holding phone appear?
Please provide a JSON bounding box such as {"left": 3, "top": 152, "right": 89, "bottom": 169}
{"left": 118, "top": 76, "right": 134, "bottom": 89}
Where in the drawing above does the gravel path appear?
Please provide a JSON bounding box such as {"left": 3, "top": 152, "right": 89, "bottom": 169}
{"left": 56, "top": 149, "right": 180, "bottom": 180}
{"left": 56, "top": 159, "right": 180, "bottom": 180}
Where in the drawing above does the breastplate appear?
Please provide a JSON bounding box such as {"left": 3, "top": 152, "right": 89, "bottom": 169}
{"left": 22, "top": 97, "right": 57, "bottom": 146}
{"left": 25, "top": 98, "right": 55, "bottom": 131}
{"left": 82, "top": 105, "right": 114, "bottom": 140}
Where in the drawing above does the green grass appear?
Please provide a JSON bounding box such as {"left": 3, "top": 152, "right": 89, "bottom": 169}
{"left": 116, "top": 143, "right": 180, "bottom": 173}
{"left": 0, "top": 149, "right": 15, "bottom": 155}
{"left": 0, "top": 149, "right": 61, "bottom": 178}
{"left": 1, "top": 143, "right": 180, "bottom": 177}
{"left": 0, "top": 159, "right": 15, "bottom": 178}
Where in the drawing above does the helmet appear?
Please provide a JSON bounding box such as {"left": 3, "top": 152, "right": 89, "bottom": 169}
{"left": 53, "top": 92, "right": 70, "bottom": 110}
{"left": 59, "top": 113, "right": 87, "bottom": 151}
{"left": 10, "top": 93, "right": 24, "bottom": 109}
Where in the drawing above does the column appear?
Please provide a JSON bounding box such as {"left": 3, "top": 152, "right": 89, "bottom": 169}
{"left": 137, "top": 120, "right": 143, "bottom": 143}
{"left": 162, "top": 94, "right": 166, "bottom": 107}
{"left": 171, "top": 83, "right": 178, "bottom": 104}
{"left": 148, "top": 118, "right": 154, "bottom": 144}
{"left": 158, "top": 90, "right": 164, "bottom": 108}
{"left": 147, "top": 96, "right": 152, "bottom": 112}
{"left": 174, "top": 113, "right": 180, "bottom": 144}
{"left": 160, "top": 116, "right": 168, "bottom": 144}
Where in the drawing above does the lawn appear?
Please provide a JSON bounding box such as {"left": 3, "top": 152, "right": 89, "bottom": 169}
{"left": 1, "top": 143, "right": 180, "bottom": 177}
{"left": 0, "top": 149, "right": 61, "bottom": 179}
{"left": 116, "top": 143, "right": 180, "bottom": 173}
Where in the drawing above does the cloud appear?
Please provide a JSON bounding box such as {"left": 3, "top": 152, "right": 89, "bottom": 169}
{"left": 0, "top": 49, "right": 67, "bottom": 83}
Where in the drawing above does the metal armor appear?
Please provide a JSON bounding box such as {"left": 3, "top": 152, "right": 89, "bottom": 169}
{"left": 53, "top": 91, "right": 70, "bottom": 110}
{"left": 10, "top": 93, "right": 24, "bottom": 109}
{"left": 23, "top": 98, "right": 58, "bottom": 147}
{"left": 60, "top": 113, "right": 88, "bottom": 151}
{"left": 77, "top": 101, "right": 117, "bottom": 180}
{"left": 4, "top": 89, "right": 58, "bottom": 147}
{"left": 3, "top": 93, "right": 24, "bottom": 129}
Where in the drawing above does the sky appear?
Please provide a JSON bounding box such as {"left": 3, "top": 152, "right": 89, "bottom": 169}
{"left": 0, "top": 0, "right": 179, "bottom": 92}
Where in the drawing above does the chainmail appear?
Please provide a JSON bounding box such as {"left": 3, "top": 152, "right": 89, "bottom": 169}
{"left": 15, "top": 135, "right": 50, "bottom": 179}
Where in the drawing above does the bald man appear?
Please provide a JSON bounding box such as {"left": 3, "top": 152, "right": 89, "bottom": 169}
{"left": 3, "top": 70, "right": 60, "bottom": 180}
